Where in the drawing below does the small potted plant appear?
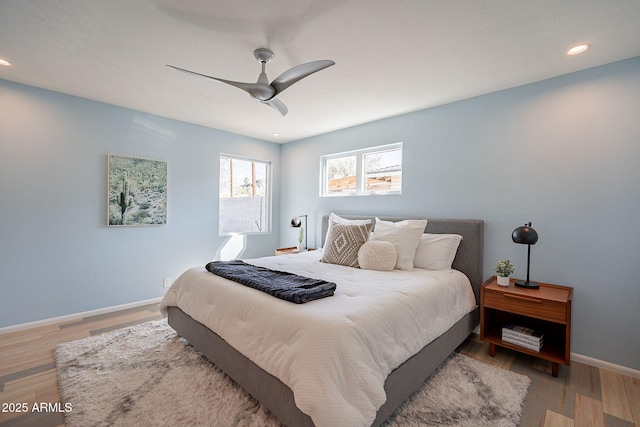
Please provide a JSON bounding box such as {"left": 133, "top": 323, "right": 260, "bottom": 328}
{"left": 496, "top": 260, "right": 514, "bottom": 287}
{"left": 297, "top": 227, "right": 305, "bottom": 251}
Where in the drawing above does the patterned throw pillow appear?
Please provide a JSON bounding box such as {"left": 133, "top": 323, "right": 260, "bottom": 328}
{"left": 321, "top": 222, "right": 373, "bottom": 268}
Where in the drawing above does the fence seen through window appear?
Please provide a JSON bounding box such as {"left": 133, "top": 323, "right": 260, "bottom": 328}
{"left": 219, "top": 154, "right": 270, "bottom": 234}
{"left": 322, "top": 143, "right": 402, "bottom": 196}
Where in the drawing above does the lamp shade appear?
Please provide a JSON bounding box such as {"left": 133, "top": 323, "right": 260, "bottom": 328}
{"left": 511, "top": 222, "right": 539, "bottom": 289}
{"left": 512, "top": 223, "right": 538, "bottom": 245}
{"left": 290, "top": 217, "right": 302, "bottom": 227}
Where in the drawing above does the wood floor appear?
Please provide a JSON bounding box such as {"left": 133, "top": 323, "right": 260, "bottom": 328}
{"left": 1, "top": 303, "right": 638, "bottom": 427}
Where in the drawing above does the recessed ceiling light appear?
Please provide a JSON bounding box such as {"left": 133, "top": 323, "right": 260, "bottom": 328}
{"left": 567, "top": 44, "right": 589, "bottom": 55}
{"left": 0, "top": 58, "right": 11, "bottom": 66}
{"left": 272, "top": 133, "right": 280, "bottom": 137}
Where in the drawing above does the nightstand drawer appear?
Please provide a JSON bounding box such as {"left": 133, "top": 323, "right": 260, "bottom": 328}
{"left": 484, "top": 289, "right": 567, "bottom": 323}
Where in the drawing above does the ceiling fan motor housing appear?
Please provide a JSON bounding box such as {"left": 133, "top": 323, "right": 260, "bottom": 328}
{"left": 254, "top": 48, "right": 274, "bottom": 64}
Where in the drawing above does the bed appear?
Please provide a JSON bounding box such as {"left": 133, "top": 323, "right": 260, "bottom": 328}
{"left": 161, "top": 215, "right": 484, "bottom": 427}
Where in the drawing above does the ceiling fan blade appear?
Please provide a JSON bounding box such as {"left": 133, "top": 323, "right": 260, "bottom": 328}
{"left": 168, "top": 51, "right": 331, "bottom": 115}
{"left": 262, "top": 98, "right": 288, "bottom": 116}
{"left": 166, "top": 65, "right": 260, "bottom": 95}
{"left": 271, "top": 60, "right": 335, "bottom": 95}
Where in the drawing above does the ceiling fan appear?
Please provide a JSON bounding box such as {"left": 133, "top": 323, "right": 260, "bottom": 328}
{"left": 167, "top": 48, "right": 335, "bottom": 116}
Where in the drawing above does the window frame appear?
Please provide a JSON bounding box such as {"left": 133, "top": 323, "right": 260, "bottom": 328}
{"left": 320, "top": 142, "right": 403, "bottom": 197}
{"left": 218, "top": 153, "right": 272, "bottom": 236}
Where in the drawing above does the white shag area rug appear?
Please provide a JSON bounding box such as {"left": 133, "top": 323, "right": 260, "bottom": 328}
{"left": 55, "top": 320, "right": 530, "bottom": 427}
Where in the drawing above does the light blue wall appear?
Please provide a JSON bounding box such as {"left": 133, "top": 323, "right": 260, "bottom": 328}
{"left": 0, "top": 79, "right": 281, "bottom": 327}
{"left": 2, "top": 57, "right": 639, "bottom": 370}
{"left": 280, "top": 57, "right": 640, "bottom": 370}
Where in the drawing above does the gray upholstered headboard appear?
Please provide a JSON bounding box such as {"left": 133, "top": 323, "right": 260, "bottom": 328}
{"left": 321, "top": 215, "right": 484, "bottom": 303}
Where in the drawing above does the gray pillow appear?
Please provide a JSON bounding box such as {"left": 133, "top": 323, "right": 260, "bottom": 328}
{"left": 321, "top": 222, "right": 373, "bottom": 268}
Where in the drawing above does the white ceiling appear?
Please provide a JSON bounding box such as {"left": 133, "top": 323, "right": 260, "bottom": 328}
{"left": 1, "top": 1, "right": 640, "bottom": 143}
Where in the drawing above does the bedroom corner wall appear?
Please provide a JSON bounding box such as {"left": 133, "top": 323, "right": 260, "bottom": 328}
{"left": 0, "top": 79, "right": 281, "bottom": 328}
{"left": 279, "top": 57, "right": 640, "bottom": 371}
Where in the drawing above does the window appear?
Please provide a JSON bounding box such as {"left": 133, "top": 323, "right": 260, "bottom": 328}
{"left": 321, "top": 143, "right": 402, "bottom": 196}
{"left": 325, "top": 155, "right": 357, "bottom": 195}
{"left": 219, "top": 154, "right": 270, "bottom": 235}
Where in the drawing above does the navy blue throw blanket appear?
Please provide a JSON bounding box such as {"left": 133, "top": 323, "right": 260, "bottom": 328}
{"left": 205, "top": 260, "right": 336, "bottom": 303}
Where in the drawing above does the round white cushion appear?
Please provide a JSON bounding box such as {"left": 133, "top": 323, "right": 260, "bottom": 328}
{"left": 357, "top": 240, "right": 397, "bottom": 271}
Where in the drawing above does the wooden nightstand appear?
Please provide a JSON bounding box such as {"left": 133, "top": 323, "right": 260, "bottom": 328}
{"left": 274, "top": 247, "right": 315, "bottom": 256}
{"left": 480, "top": 276, "right": 573, "bottom": 377}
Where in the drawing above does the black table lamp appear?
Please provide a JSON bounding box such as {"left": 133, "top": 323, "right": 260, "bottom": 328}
{"left": 512, "top": 222, "right": 539, "bottom": 289}
{"left": 290, "top": 215, "right": 308, "bottom": 250}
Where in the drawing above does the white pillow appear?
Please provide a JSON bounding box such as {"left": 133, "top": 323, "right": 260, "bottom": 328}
{"left": 323, "top": 213, "right": 372, "bottom": 247}
{"left": 370, "top": 218, "right": 427, "bottom": 270}
{"left": 328, "top": 212, "right": 372, "bottom": 226}
{"left": 358, "top": 240, "right": 397, "bottom": 271}
{"left": 413, "top": 233, "right": 463, "bottom": 270}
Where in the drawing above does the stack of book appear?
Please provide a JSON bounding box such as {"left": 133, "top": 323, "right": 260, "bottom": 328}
{"left": 501, "top": 324, "right": 543, "bottom": 352}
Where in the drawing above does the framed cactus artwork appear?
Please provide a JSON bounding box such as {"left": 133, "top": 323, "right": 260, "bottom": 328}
{"left": 107, "top": 155, "right": 167, "bottom": 226}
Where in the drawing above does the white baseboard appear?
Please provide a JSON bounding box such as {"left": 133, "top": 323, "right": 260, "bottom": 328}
{"left": 0, "top": 297, "right": 164, "bottom": 335}
{"left": 571, "top": 352, "right": 640, "bottom": 379}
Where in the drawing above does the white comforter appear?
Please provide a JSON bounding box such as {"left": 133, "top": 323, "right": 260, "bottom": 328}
{"left": 161, "top": 250, "right": 476, "bottom": 427}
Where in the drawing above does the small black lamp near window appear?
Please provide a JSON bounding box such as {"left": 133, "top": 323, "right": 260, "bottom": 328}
{"left": 290, "top": 215, "right": 308, "bottom": 251}
{"left": 512, "top": 222, "right": 539, "bottom": 289}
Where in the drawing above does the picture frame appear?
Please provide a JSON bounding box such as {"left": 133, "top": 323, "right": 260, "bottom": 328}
{"left": 107, "top": 155, "right": 167, "bottom": 226}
